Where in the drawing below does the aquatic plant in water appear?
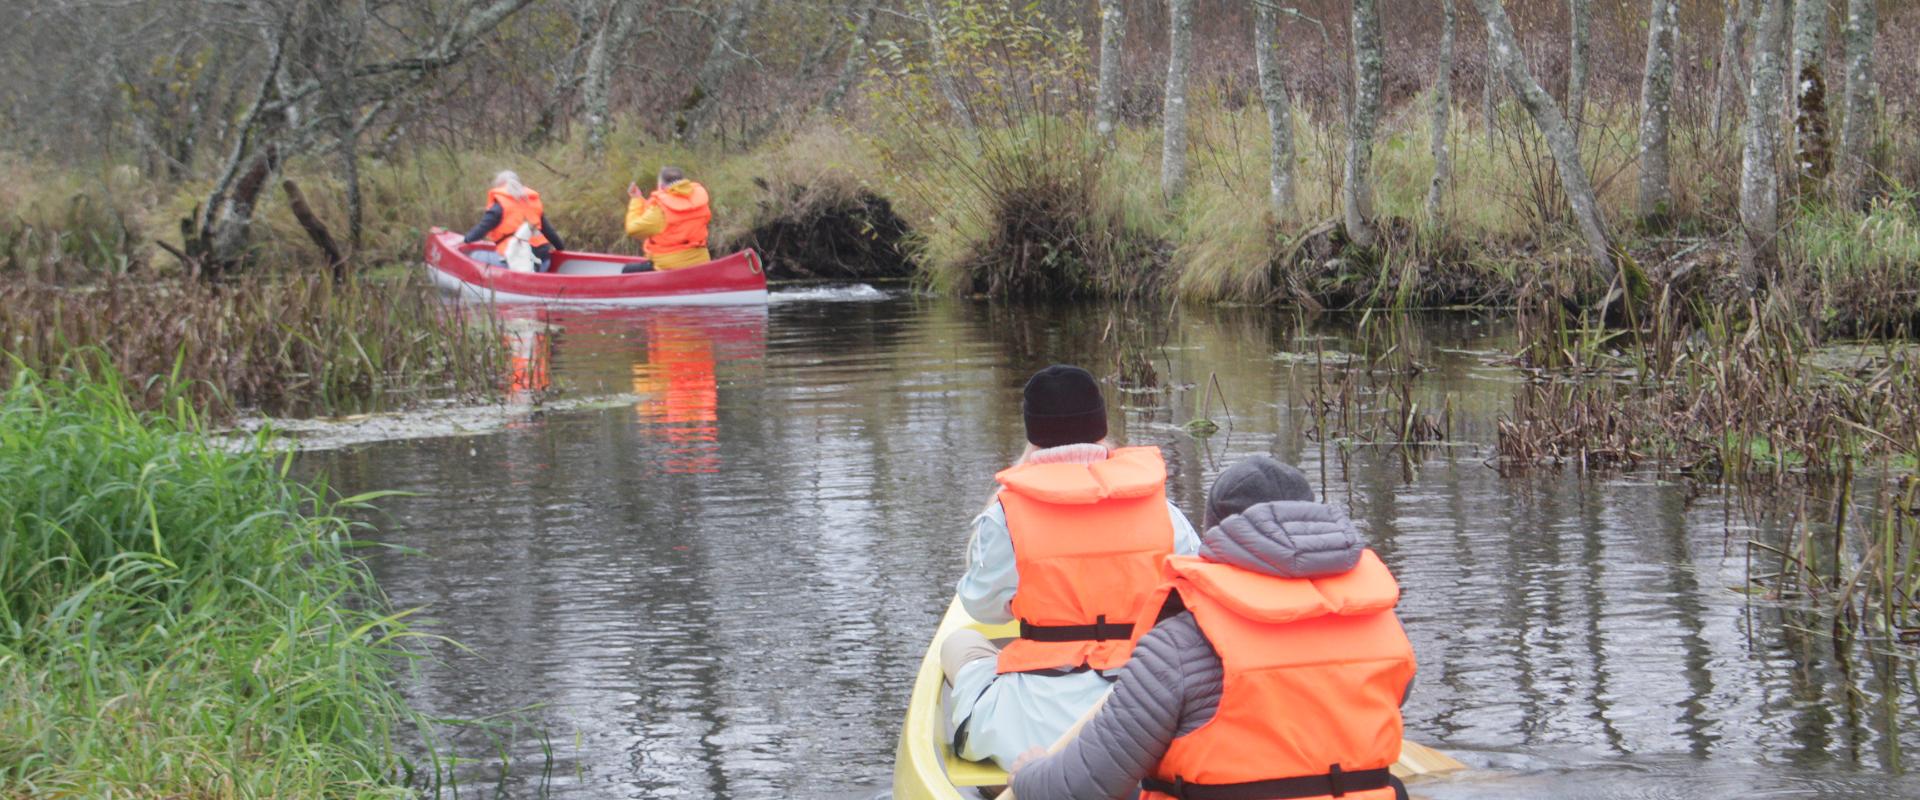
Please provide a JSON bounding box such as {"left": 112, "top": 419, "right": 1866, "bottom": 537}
{"left": 0, "top": 270, "right": 502, "bottom": 418}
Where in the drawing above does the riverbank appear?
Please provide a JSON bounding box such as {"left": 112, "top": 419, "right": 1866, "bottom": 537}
{"left": 0, "top": 369, "right": 425, "bottom": 795}
{"left": 9, "top": 103, "right": 1917, "bottom": 336}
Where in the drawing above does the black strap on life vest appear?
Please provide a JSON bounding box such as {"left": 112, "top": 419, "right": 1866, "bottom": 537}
{"left": 1018, "top": 614, "right": 1134, "bottom": 643}
{"left": 1141, "top": 765, "right": 1398, "bottom": 800}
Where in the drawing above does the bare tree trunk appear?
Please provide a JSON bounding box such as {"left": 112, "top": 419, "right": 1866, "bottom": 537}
{"left": 582, "top": 0, "right": 636, "bottom": 154}
{"left": 678, "top": 0, "right": 765, "bottom": 141}
{"left": 1344, "top": 0, "right": 1383, "bottom": 245}
{"left": 180, "top": 0, "right": 536, "bottom": 275}
{"left": 919, "top": 0, "right": 975, "bottom": 131}
{"left": 339, "top": 129, "right": 363, "bottom": 250}
{"left": 1567, "top": 0, "right": 1589, "bottom": 140}
{"left": 1427, "top": 0, "right": 1456, "bottom": 220}
{"left": 819, "top": 0, "right": 876, "bottom": 115}
{"left": 1255, "top": 0, "right": 1294, "bottom": 219}
{"left": 1161, "top": 0, "right": 1194, "bottom": 200}
{"left": 1482, "top": 36, "right": 1498, "bottom": 134}
{"left": 1835, "top": 0, "right": 1876, "bottom": 207}
{"left": 1740, "top": 0, "right": 1792, "bottom": 277}
{"left": 1095, "top": 0, "right": 1126, "bottom": 144}
{"left": 1637, "top": 0, "right": 1679, "bottom": 225}
{"left": 525, "top": 1, "right": 596, "bottom": 148}
{"left": 1470, "top": 0, "right": 1615, "bottom": 274}
{"left": 1712, "top": 0, "right": 1748, "bottom": 133}
{"left": 283, "top": 179, "right": 346, "bottom": 281}
{"left": 1790, "top": 0, "right": 1832, "bottom": 187}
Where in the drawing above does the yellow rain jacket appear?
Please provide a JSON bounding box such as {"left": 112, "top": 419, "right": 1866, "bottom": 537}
{"left": 625, "top": 179, "right": 714, "bottom": 271}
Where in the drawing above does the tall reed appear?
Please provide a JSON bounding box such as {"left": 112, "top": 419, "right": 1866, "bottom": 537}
{"left": 0, "top": 364, "right": 427, "bottom": 795}
{"left": 0, "top": 270, "right": 502, "bottom": 418}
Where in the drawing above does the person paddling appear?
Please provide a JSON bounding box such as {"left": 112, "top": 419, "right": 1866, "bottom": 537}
{"left": 1007, "top": 455, "right": 1418, "bottom": 800}
{"left": 942, "top": 365, "right": 1200, "bottom": 769}
{"left": 622, "top": 166, "right": 713, "bottom": 272}
{"left": 462, "top": 170, "right": 565, "bottom": 272}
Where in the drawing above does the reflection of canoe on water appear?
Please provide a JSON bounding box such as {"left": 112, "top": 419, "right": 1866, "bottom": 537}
{"left": 422, "top": 230, "right": 767, "bottom": 306}
{"left": 893, "top": 597, "right": 1464, "bottom": 799}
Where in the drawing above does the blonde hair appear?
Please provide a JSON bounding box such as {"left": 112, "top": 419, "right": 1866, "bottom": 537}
{"left": 491, "top": 170, "right": 529, "bottom": 200}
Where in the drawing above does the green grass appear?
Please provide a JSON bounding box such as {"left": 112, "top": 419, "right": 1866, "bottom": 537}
{"left": 0, "top": 363, "right": 428, "bottom": 797}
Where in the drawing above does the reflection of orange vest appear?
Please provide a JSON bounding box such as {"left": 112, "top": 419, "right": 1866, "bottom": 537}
{"left": 1139, "top": 550, "right": 1415, "bottom": 800}
{"left": 632, "top": 317, "right": 720, "bottom": 474}
{"left": 485, "top": 188, "right": 550, "bottom": 255}
{"left": 995, "top": 446, "right": 1175, "bottom": 674}
{"left": 505, "top": 330, "right": 551, "bottom": 396}
{"left": 644, "top": 182, "right": 712, "bottom": 258}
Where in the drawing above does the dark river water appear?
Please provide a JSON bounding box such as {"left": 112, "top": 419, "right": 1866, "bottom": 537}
{"left": 306, "top": 288, "right": 1919, "bottom": 799}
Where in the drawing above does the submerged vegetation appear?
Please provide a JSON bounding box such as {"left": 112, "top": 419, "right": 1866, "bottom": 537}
{"left": 0, "top": 367, "right": 424, "bottom": 795}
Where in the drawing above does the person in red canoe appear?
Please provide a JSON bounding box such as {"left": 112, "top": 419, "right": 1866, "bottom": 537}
{"left": 621, "top": 166, "right": 712, "bottom": 273}
{"left": 462, "top": 170, "right": 566, "bottom": 272}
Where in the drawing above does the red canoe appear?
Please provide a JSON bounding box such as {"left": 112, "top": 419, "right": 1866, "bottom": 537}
{"left": 423, "top": 229, "right": 767, "bottom": 306}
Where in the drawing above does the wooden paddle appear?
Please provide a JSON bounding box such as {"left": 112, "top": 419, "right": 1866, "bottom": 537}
{"left": 996, "top": 690, "right": 1464, "bottom": 799}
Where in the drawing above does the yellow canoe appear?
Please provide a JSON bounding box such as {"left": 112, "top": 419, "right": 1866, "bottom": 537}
{"left": 892, "top": 597, "right": 1464, "bottom": 800}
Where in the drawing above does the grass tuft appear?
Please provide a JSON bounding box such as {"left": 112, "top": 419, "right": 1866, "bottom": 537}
{"left": 0, "top": 363, "right": 426, "bottom": 796}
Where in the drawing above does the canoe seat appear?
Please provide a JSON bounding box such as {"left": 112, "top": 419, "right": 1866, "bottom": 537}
{"left": 943, "top": 750, "right": 1009, "bottom": 788}
{"left": 940, "top": 619, "right": 1019, "bottom": 787}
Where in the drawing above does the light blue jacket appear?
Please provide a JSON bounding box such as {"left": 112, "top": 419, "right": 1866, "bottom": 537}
{"left": 948, "top": 491, "right": 1200, "bottom": 768}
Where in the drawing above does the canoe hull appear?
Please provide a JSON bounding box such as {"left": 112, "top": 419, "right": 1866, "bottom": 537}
{"left": 422, "top": 230, "right": 768, "bottom": 306}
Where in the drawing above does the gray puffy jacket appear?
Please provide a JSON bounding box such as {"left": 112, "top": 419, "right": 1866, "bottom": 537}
{"left": 1007, "top": 501, "right": 1373, "bottom": 800}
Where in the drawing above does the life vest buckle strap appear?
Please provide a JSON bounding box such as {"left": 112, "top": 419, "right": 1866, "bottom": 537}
{"left": 1141, "top": 767, "right": 1393, "bottom": 800}
{"left": 1018, "top": 614, "right": 1135, "bottom": 643}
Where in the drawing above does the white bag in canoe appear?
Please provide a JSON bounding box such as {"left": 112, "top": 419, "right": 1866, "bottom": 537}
{"left": 504, "top": 222, "right": 538, "bottom": 273}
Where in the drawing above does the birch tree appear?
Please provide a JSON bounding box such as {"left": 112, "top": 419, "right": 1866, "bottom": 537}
{"left": 1834, "top": 0, "right": 1876, "bottom": 207}
{"left": 1095, "top": 0, "right": 1125, "bottom": 145}
{"left": 1739, "top": 0, "right": 1792, "bottom": 275}
{"left": 177, "top": 0, "right": 537, "bottom": 275}
{"left": 1567, "top": 0, "right": 1589, "bottom": 139}
{"left": 581, "top": 0, "right": 637, "bottom": 155}
{"left": 1789, "top": 0, "right": 1832, "bottom": 185}
{"left": 1482, "top": 38, "right": 1499, "bottom": 134}
{"left": 1344, "top": 0, "right": 1384, "bottom": 246}
{"left": 1711, "top": 0, "right": 1747, "bottom": 133}
{"left": 677, "top": 0, "right": 766, "bottom": 141}
{"left": 916, "top": 0, "right": 975, "bottom": 132}
{"left": 1469, "top": 0, "right": 1614, "bottom": 274}
{"left": 819, "top": 0, "right": 877, "bottom": 115}
{"left": 1161, "top": 0, "right": 1194, "bottom": 200}
{"left": 1427, "top": 0, "right": 1456, "bottom": 221}
{"left": 1254, "top": 0, "right": 1294, "bottom": 218}
{"left": 1636, "top": 0, "right": 1678, "bottom": 225}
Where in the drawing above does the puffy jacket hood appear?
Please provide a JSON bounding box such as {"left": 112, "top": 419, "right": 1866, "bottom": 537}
{"left": 1199, "top": 500, "right": 1364, "bottom": 579}
{"left": 652, "top": 180, "right": 709, "bottom": 211}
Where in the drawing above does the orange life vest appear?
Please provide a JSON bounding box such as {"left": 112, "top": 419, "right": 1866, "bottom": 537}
{"left": 484, "top": 187, "right": 550, "bottom": 255}
{"left": 1138, "top": 550, "right": 1415, "bottom": 800}
{"left": 995, "top": 446, "right": 1175, "bottom": 674}
{"left": 643, "top": 181, "right": 712, "bottom": 258}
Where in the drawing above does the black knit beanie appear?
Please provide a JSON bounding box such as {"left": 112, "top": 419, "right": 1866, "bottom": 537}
{"left": 1203, "top": 455, "right": 1315, "bottom": 529}
{"left": 1022, "top": 365, "right": 1107, "bottom": 448}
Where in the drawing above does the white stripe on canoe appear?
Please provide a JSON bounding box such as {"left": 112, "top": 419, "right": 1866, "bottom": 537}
{"left": 427, "top": 262, "right": 769, "bottom": 307}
